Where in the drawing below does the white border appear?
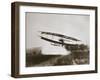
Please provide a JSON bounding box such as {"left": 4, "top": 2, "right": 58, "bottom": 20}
{"left": 19, "top": 6, "right": 95, "bottom": 74}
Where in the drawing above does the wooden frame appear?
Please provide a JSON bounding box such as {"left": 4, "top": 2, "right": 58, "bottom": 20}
{"left": 11, "top": 2, "right": 98, "bottom": 78}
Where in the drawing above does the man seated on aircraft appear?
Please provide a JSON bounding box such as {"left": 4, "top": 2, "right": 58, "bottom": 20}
{"left": 59, "top": 39, "right": 64, "bottom": 46}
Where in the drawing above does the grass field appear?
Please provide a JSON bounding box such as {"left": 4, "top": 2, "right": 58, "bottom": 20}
{"left": 26, "top": 45, "right": 89, "bottom": 67}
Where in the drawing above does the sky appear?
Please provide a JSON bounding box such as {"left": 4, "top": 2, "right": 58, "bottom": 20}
{"left": 26, "top": 12, "right": 90, "bottom": 54}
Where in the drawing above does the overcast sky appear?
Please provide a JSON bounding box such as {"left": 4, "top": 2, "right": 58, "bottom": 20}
{"left": 26, "top": 12, "right": 90, "bottom": 50}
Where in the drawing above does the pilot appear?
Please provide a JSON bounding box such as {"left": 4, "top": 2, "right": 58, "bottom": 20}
{"left": 59, "top": 39, "right": 64, "bottom": 46}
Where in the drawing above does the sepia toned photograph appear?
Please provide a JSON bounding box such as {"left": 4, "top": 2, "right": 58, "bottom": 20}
{"left": 26, "top": 12, "right": 90, "bottom": 67}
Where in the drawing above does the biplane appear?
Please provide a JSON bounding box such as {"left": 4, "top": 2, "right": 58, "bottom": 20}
{"left": 39, "top": 31, "right": 83, "bottom": 47}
